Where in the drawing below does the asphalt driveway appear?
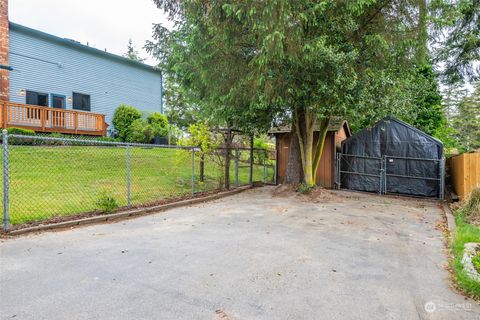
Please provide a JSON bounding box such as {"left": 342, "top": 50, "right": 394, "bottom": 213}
{"left": 1, "top": 187, "right": 479, "bottom": 320}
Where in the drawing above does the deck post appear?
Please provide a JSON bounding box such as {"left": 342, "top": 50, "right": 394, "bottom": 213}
{"left": 2, "top": 129, "right": 9, "bottom": 231}
{"left": 40, "top": 108, "right": 46, "bottom": 132}
{"left": 74, "top": 112, "right": 78, "bottom": 134}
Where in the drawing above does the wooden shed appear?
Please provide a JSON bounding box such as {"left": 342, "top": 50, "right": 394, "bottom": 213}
{"left": 271, "top": 119, "right": 351, "bottom": 188}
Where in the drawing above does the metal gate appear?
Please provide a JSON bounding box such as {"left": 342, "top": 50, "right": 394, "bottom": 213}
{"left": 335, "top": 153, "right": 445, "bottom": 199}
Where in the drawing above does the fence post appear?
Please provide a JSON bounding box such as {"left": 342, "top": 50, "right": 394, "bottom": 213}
{"left": 191, "top": 148, "right": 195, "bottom": 195}
{"left": 126, "top": 144, "right": 131, "bottom": 209}
{"left": 249, "top": 136, "right": 254, "bottom": 185}
{"left": 263, "top": 150, "right": 267, "bottom": 184}
{"left": 274, "top": 150, "right": 277, "bottom": 185}
{"left": 2, "top": 129, "right": 9, "bottom": 231}
{"left": 235, "top": 148, "right": 239, "bottom": 188}
{"left": 440, "top": 157, "right": 445, "bottom": 200}
{"left": 381, "top": 156, "right": 386, "bottom": 195}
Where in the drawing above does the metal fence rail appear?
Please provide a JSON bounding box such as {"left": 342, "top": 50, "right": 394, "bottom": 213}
{"left": 1, "top": 131, "right": 275, "bottom": 231}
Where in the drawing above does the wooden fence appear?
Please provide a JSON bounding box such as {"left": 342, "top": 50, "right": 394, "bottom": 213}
{"left": 450, "top": 152, "right": 480, "bottom": 200}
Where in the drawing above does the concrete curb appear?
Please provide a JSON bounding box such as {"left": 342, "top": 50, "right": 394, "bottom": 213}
{"left": 443, "top": 203, "right": 456, "bottom": 233}
{"left": 5, "top": 186, "right": 252, "bottom": 237}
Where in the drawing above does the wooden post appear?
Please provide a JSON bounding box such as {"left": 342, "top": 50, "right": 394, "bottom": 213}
{"left": 74, "top": 112, "right": 78, "bottom": 134}
{"left": 40, "top": 108, "right": 45, "bottom": 132}
{"left": 101, "top": 115, "right": 107, "bottom": 136}
{"left": 2, "top": 101, "right": 7, "bottom": 129}
{"left": 224, "top": 128, "right": 232, "bottom": 190}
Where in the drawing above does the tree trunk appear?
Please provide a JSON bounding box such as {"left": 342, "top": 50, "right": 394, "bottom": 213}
{"left": 312, "top": 118, "right": 330, "bottom": 176}
{"left": 286, "top": 107, "right": 330, "bottom": 187}
{"left": 285, "top": 124, "right": 303, "bottom": 184}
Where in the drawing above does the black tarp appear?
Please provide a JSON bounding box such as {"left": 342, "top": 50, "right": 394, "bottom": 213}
{"left": 340, "top": 117, "right": 443, "bottom": 197}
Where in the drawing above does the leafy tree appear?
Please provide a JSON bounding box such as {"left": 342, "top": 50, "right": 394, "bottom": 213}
{"left": 123, "top": 38, "right": 146, "bottom": 63}
{"left": 431, "top": 0, "right": 480, "bottom": 83}
{"left": 163, "top": 76, "right": 199, "bottom": 129}
{"left": 112, "top": 105, "right": 142, "bottom": 141}
{"left": 150, "top": 1, "right": 432, "bottom": 186}
{"left": 452, "top": 83, "right": 480, "bottom": 151}
{"left": 410, "top": 65, "right": 445, "bottom": 136}
{"left": 179, "top": 123, "right": 222, "bottom": 182}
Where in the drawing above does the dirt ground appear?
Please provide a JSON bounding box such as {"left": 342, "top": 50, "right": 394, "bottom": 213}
{"left": 1, "top": 186, "right": 479, "bottom": 319}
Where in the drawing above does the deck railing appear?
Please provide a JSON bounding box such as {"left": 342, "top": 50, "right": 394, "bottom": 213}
{"left": 0, "top": 101, "right": 107, "bottom": 136}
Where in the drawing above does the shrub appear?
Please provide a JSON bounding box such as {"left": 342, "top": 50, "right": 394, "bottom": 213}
{"left": 3, "top": 127, "right": 36, "bottom": 145}
{"left": 463, "top": 187, "right": 480, "bottom": 224}
{"left": 7, "top": 127, "right": 35, "bottom": 136}
{"left": 147, "top": 112, "right": 169, "bottom": 137}
{"left": 127, "top": 119, "right": 154, "bottom": 143}
{"left": 95, "top": 191, "right": 118, "bottom": 213}
{"left": 112, "top": 104, "right": 142, "bottom": 141}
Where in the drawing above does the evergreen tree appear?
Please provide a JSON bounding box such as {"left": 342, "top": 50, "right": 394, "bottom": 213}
{"left": 123, "top": 39, "right": 146, "bottom": 63}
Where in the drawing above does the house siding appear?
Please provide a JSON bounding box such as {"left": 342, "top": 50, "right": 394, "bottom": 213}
{"left": 8, "top": 23, "right": 162, "bottom": 130}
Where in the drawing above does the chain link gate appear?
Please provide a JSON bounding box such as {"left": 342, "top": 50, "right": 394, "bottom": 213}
{"left": 336, "top": 153, "right": 445, "bottom": 199}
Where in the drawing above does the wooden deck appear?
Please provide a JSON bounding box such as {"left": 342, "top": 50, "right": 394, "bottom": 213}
{"left": 0, "top": 101, "right": 107, "bottom": 136}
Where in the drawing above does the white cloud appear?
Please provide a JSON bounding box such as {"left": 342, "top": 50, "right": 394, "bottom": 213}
{"left": 9, "top": 0, "right": 171, "bottom": 65}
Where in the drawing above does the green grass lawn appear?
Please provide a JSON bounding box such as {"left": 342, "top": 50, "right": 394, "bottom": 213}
{"left": 1, "top": 145, "right": 275, "bottom": 225}
{"left": 451, "top": 213, "right": 480, "bottom": 300}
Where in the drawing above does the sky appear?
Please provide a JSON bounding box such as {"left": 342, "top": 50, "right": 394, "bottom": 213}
{"left": 9, "top": 0, "right": 172, "bottom": 65}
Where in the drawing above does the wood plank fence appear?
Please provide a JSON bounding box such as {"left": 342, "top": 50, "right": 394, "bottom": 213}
{"left": 449, "top": 153, "right": 480, "bottom": 200}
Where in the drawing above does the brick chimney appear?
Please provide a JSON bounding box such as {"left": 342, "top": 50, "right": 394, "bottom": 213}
{"left": 0, "top": 0, "right": 9, "bottom": 101}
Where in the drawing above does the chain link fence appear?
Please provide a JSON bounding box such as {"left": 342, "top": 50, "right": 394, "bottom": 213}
{"left": 1, "top": 131, "right": 276, "bottom": 231}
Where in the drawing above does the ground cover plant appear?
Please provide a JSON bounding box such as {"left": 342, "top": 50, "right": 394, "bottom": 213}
{"left": 451, "top": 188, "right": 480, "bottom": 300}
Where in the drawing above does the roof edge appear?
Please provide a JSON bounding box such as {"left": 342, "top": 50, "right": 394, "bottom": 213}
{"left": 9, "top": 22, "right": 161, "bottom": 74}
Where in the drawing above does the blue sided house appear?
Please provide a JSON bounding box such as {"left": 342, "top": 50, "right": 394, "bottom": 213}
{"left": 0, "top": 5, "right": 162, "bottom": 136}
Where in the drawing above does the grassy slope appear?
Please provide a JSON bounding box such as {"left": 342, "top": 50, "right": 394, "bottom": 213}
{"left": 1, "top": 146, "right": 274, "bottom": 225}
{"left": 451, "top": 213, "right": 480, "bottom": 299}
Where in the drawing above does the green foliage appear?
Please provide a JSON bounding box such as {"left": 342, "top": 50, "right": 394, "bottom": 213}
{"left": 296, "top": 183, "right": 314, "bottom": 194}
{"left": 462, "top": 187, "right": 480, "bottom": 224}
{"left": 113, "top": 105, "right": 142, "bottom": 141}
{"left": 147, "top": 112, "right": 169, "bottom": 137}
{"left": 431, "top": 0, "right": 480, "bottom": 83}
{"left": 163, "top": 76, "right": 200, "bottom": 129}
{"left": 409, "top": 65, "right": 445, "bottom": 136}
{"left": 253, "top": 135, "right": 274, "bottom": 164}
{"left": 7, "top": 127, "right": 35, "bottom": 136}
{"left": 123, "top": 38, "right": 146, "bottom": 63}
{"left": 149, "top": 0, "right": 426, "bottom": 185}
{"left": 127, "top": 119, "right": 153, "bottom": 143}
{"left": 451, "top": 84, "right": 480, "bottom": 151}
{"left": 167, "top": 125, "right": 183, "bottom": 145}
{"left": 95, "top": 191, "right": 119, "bottom": 213}
{"left": 473, "top": 252, "right": 480, "bottom": 274}
{"left": 179, "top": 123, "right": 220, "bottom": 152}
{"left": 451, "top": 213, "right": 480, "bottom": 299}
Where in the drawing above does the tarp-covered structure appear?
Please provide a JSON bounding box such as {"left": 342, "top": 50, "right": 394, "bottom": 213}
{"left": 338, "top": 117, "right": 444, "bottom": 198}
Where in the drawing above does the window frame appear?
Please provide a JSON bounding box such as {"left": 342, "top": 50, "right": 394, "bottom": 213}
{"left": 26, "top": 90, "right": 49, "bottom": 107}
{"left": 72, "top": 92, "right": 91, "bottom": 112}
